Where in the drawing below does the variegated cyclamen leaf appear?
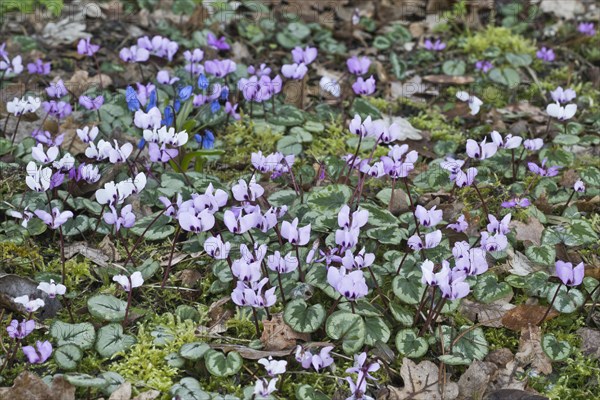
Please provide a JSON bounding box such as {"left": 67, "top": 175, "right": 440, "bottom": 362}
{"left": 474, "top": 273, "right": 513, "bottom": 303}
{"left": 50, "top": 321, "right": 96, "bottom": 350}
{"left": 64, "top": 373, "right": 107, "bottom": 388}
{"left": 392, "top": 275, "right": 425, "bottom": 305}
{"left": 87, "top": 295, "right": 127, "bottom": 322}
{"left": 96, "top": 323, "right": 136, "bottom": 358}
{"left": 54, "top": 344, "right": 82, "bottom": 370}
{"left": 542, "top": 334, "right": 571, "bottom": 361}
{"left": 284, "top": 299, "right": 326, "bottom": 333}
{"left": 547, "top": 285, "right": 584, "bottom": 314}
{"left": 525, "top": 244, "right": 556, "bottom": 265}
{"left": 396, "top": 329, "right": 429, "bottom": 358}
{"left": 169, "top": 377, "right": 211, "bottom": 400}
{"left": 325, "top": 311, "right": 366, "bottom": 355}
{"left": 296, "top": 384, "right": 330, "bottom": 400}
{"left": 364, "top": 316, "right": 391, "bottom": 346}
{"left": 204, "top": 350, "right": 243, "bottom": 377}
{"left": 451, "top": 326, "right": 489, "bottom": 362}
{"left": 180, "top": 342, "right": 211, "bottom": 360}
{"left": 389, "top": 303, "right": 414, "bottom": 326}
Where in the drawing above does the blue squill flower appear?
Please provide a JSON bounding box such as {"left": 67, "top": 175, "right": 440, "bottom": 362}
{"left": 126, "top": 86, "right": 140, "bottom": 111}
{"left": 198, "top": 74, "right": 209, "bottom": 90}
{"left": 137, "top": 138, "right": 146, "bottom": 149}
{"left": 211, "top": 100, "right": 220, "bottom": 113}
{"left": 203, "top": 130, "right": 215, "bottom": 149}
{"left": 146, "top": 90, "right": 157, "bottom": 112}
{"left": 179, "top": 85, "right": 193, "bottom": 101}
{"left": 162, "top": 105, "right": 174, "bottom": 126}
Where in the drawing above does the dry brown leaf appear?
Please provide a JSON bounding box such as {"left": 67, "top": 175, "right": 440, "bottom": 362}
{"left": 577, "top": 328, "right": 600, "bottom": 359}
{"left": 501, "top": 305, "right": 558, "bottom": 331}
{"left": 460, "top": 299, "right": 516, "bottom": 328}
{"left": 64, "top": 241, "right": 111, "bottom": 267}
{"left": 515, "top": 325, "right": 552, "bottom": 375}
{"left": 260, "top": 313, "right": 310, "bottom": 351}
{"left": 379, "top": 358, "right": 458, "bottom": 400}
{"left": 0, "top": 372, "right": 75, "bottom": 400}
{"left": 423, "top": 75, "right": 475, "bottom": 84}
{"left": 67, "top": 70, "right": 113, "bottom": 96}
{"left": 99, "top": 236, "right": 121, "bottom": 262}
{"left": 457, "top": 360, "right": 498, "bottom": 400}
{"left": 177, "top": 269, "right": 202, "bottom": 287}
{"left": 486, "top": 389, "right": 549, "bottom": 399}
{"left": 511, "top": 218, "right": 544, "bottom": 246}
{"left": 109, "top": 382, "right": 132, "bottom": 400}
{"left": 132, "top": 390, "right": 161, "bottom": 400}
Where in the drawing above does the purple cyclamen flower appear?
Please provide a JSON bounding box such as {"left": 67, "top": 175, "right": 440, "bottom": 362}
{"left": 42, "top": 101, "right": 72, "bottom": 119}
{"left": 475, "top": 60, "right": 493, "bottom": 73}
{"left": 232, "top": 177, "right": 264, "bottom": 202}
{"left": 248, "top": 64, "right": 271, "bottom": 77}
{"left": 341, "top": 248, "right": 375, "bottom": 270}
{"left": 407, "top": 230, "right": 442, "bottom": 251}
{"left": 224, "top": 209, "right": 260, "bottom": 234}
{"left": 254, "top": 378, "right": 278, "bottom": 398}
{"left": 103, "top": 204, "right": 136, "bottom": 232}
{"left": 77, "top": 38, "right": 99, "bottom": 56}
{"left": 225, "top": 102, "right": 241, "bottom": 120}
{"left": 232, "top": 278, "right": 276, "bottom": 308}
{"left": 291, "top": 46, "right": 317, "bottom": 65}
{"left": 453, "top": 241, "right": 488, "bottom": 276}
{"left": 480, "top": 232, "right": 508, "bottom": 252}
{"left": 424, "top": 39, "right": 446, "bottom": 51}
{"left": 113, "top": 271, "right": 144, "bottom": 292}
{"left": 157, "top": 70, "right": 180, "bottom": 85}
{"left": 574, "top": 179, "right": 585, "bottom": 193}
{"left": 207, "top": 32, "right": 230, "bottom": 50}
{"left": 338, "top": 205, "right": 369, "bottom": 230}
{"left": 578, "top": 22, "right": 595, "bottom": 36}
{"left": 281, "top": 218, "right": 311, "bottom": 246}
{"left": 447, "top": 214, "right": 468, "bottom": 233}
{"left": 46, "top": 80, "right": 68, "bottom": 99}
{"left": 296, "top": 345, "right": 334, "bottom": 371}
{"left": 352, "top": 75, "right": 376, "bottom": 96}
{"left": 79, "top": 95, "right": 104, "bottom": 111}
{"left": 327, "top": 266, "right": 369, "bottom": 301}
{"left": 547, "top": 102, "right": 577, "bottom": 121}
{"left": 347, "top": 55, "right": 371, "bottom": 75}
{"left": 487, "top": 214, "right": 511, "bottom": 235}
{"left": 34, "top": 208, "right": 73, "bottom": 229}
{"left": 232, "top": 259, "right": 262, "bottom": 282}
{"left": 204, "top": 235, "right": 231, "bottom": 260}
{"left": 501, "top": 198, "right": 530, "bottom": 209}
{"left": 550, "top": 87, "right": 576, "bottom": 104}
{"left": 415, "top": 205, "right": 443, "bottom": 228}
{"left": 27, "top": 59, "right": 51, "bottom": 75}
{"left": 281, "top": 63, "right": 307, "bottom": 80}
{"left": 536, "top": 47, "right": 555, "bottom": 62}
{"left": 555, "top": 260, "right": 584, "bottom": 286}
{"left": 120, "top": 45, "right": 150, "bottom": 63}
{"left": 6, "top": 319, "right": 35, "bottom": 339}
{"left": 22, "top": 341, "right": 52, "bottom": 364}
{"left": 439, "top": 267, "right": 470, "bottom": 300}
{"left": 523, "top": 138, "right": 543, "bottom": 151}
{"left": 346, "top": 352, "right": 380, "bottom": 381}
{"left": 204, "top": 59, "right": 236, "bottom": 78}
{"left": 267, "top": 251, "right": 298, "bottom": 274}
{"left": 440, "top": 158, "right": 478, "bottom": 187}
{"left": 528, "top": 158, "right": 560, "bottom": 177}
{"left": 349, "top": 114, "right": 374, "bottom": 138}
{"left": 178, "top": 209, "right": 215, "bottom": 233}
{"left": 37, "top": 279, "right": 66, "bottom": 298}
{"left": 421, "top": 260, "right": 449, "bottom": 287}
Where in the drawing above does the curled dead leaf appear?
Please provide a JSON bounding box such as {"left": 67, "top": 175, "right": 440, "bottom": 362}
{"left": 501, "top": 304, "right": 558, "bottom": 331}
{"left": 260, "top": 313, "right": 310, "bottom": 351}
{"left": 0, "top": 372, "right": 75, "bottom": 400}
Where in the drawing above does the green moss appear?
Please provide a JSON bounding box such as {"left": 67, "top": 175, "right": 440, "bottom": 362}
{"left": 0, "top": 241, "right": 44, "bottom": 271}
{"left": 409, "top": 111, "right": 462, "bottom": 143}
{"left": 221, "top": 120, "right": 282, "bottom": 167}
{"left": 308, "top": 122, "right": 349, "bottom": 159}
{"left": 484, "top": 327, "right": 520, "bottom": 351}
{"left": 110, "top": 312, "right": 204, "bottom": 393}
{"left": 463, "top": 26, "right": 536, "bottom": 58}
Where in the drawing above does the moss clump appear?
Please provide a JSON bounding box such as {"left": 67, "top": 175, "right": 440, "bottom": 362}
{"left": 308, "top": 122, "right": 349, "bottom": 159}
{"left": 0, "top": 241, "right": 44, "bottom": 272}
{"left": 409, "top": 111, "right": 462, "bottom": 143}
{"left": 463, "top": 26, "right": 535, "bottom": 58}
{"left": 109, "top": 312, "right": 201, "bottom": 393}
{"left": 221, "top": 120, "right": 282, "bottom": 167}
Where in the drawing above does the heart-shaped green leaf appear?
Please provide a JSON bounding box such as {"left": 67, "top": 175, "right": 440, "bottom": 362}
{"left": 180, "top": 342, "right": 211, "bottom": 361}
{"left": 284, "top": 299, "right": 326, "bottom": 333}
{"left": 396, "top": 329, "right": 429, "bottom": 358}
{"left": 325, "top": 311, "right": 366, "bottom": 355}
{"left": 542, "top": 334, "right": 571, "bottom": 361}
{"left": 393, "top": 275, "right": 425, "bottom": 305}
{"left": 50, "top": 321, "right": 95, "bottom": 350}
{"left": 96, "top": 323, "right": 136, "bottom": 358}
{"left": 474, "top": 273, "right": 513, "bottom": 303}
{"left": 204, "top": 350, "right": 243, "bottom": 377}
{"left": 54, "top": 344, "right": 82, "bottom": 370}
{"left": 87, "top": 295, "right": 127, "bottom": 322}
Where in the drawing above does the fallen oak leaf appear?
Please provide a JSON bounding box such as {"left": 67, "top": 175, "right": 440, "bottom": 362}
{"left": 378, "top": 358, "right": 458, "bottom": 400}
{"left": 515, "top": 325, "right": 552, "bottom": 375}
{"left": 460, "top": 299, "right": 516, "bottom": 328}
{"left": 260, "top": 313, "right": 310, "bottom": 351}
{"left": 501, "top": 305, "right": 558, "bottom": 331}
{"left": 0, "top": 372, "right": 75, "bottom": 400}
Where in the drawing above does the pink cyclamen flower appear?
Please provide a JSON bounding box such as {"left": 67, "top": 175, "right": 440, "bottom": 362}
{"left": 120, "top": 45, "right": 150, "bottom": 63}
{"left": 254, "top": 378, "right": 278, "bottom": 398}
{"left": 281, "top": 218, "right": 311, "bottom": 246}
{"left": 415, "top": 205, "right": 443, "bottom": 227}
{"left": 204, "top": 59, "right": 236, "bottom": 78}
{"left": 207, "top": 32, "right": 230, "bottom": 50}
{"left": 103, "top": 204, "right": 136, "bottom": 232}
{"left": 352, "top": 75, "right": 376, "bottom": 96}
{"left": 578, "top": 22, "right": 595, "bottom": 36}
{"left": 46, "top": 80, "right": 68, "bottom": 98}
{"left": 7, "top": 319, "right": 35, "bottom": 339}
{"left": 327, "top": 266, "right": 369, "bottom": 301}
{"left": 291, "top": 46, "right": 317, "bottom": 65}
{"left": 574, "top": 179, "right": 585, "bottom": 193}
{"left": 77, "top": 38, "right": 99, "bottom": 56}
{"left": 258, "top": 356, "right": 287, "bottom": 376}
{"left": 528, "top": 158, "right": 560, "bottom": 177}
{"left": 13, "top": 295, "right": 44, "bottom": 312}
{"left": 22, "top": 341, "right": 52, "bottom": 364}
{"left": 523, "top": 138, "right": 543, "bottom": 151}
{"left": 34, "top": 208, "right": 73, "bottom": 229}
{"left": 555, "top": 261, "right": 584, "bottom": 286}
{"left": 487, "top": 214, "right": 511, "bottom": 235}
{"left": 439, "top": 268, "right": 470, "bottom": 300}
{"left": 501, "top": 198, "right": 530, "bottom": 208}
{"left": 466, "top": 137, "right": 497, "bottom": 160}
{"left": 546, "top": 102, "right": 577, "bottom": 121}
{"left": 407, "top": 230, "right": 442, "bottom": 251}
{"left": 536, "top": 47, "right": 555, "bottom": 62}
{"left": 296, "top": 345, "right": 334, "bottom": 371}
{"left": 424, "top": 39, "right": 446, "bottom": 51}
{"left": 447, "top": 214, "right": 468, "bottom": 232}
{"left": 281, "top": 63, "right": 307, "bottom": 80}
{"left": 550, "top": 87, "right": 576, "bottom": 104}
{"left": 347, "top": 55, "right": 371, "bottom": 75}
